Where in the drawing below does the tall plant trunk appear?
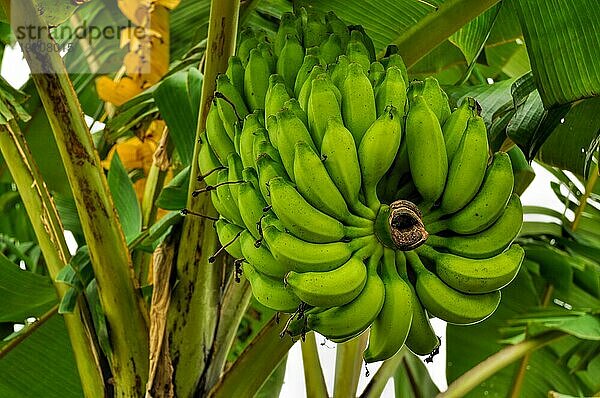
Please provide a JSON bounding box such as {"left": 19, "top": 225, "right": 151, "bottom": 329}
{"left": 2, "top": 1, "right": 150, "bottom": 395}
{"left": 166, "top": 0, "right": 241, "bottom": 396}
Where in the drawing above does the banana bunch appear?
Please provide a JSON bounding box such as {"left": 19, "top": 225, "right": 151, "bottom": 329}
{"left": 197, "top": 8, "right": 524, "bottom": 363}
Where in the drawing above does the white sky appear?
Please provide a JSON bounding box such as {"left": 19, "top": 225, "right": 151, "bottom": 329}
{"left": 1, "top": 44, "right": 563, "bottom": 397}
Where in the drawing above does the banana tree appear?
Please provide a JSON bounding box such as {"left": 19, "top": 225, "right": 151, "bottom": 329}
{"left": 0, "top": 0, "right": 598, "bottom": 397}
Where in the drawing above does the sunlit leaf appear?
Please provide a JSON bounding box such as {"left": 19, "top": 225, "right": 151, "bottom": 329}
{"left": 512, "top": 0, "right": 600, "bottom": 107}
{"left": 450, "top": 4, "right": 501, "bottom": 64}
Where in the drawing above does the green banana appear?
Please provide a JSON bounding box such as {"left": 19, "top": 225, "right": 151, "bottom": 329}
{"left": 298, "top": 64, "right": 327, "bottom": 111}
{"left": 215, "top": 219, "right": 244, "bottom": 259}
{"left": 216, "top": 74, "right": 249, "bottom": 135}
{"left": 238, "top": 181, "right": 268, "bottom": 239}
{"left": 258, "top": 42, "right": 276, "bottom": 73}
{"left": 305, "top": 246, "right": 385, "bottom": 341}
{"left": 301, "top": 10, "right": 328, "bottom": 48}
{"left": 227, "top": 153, "right": 243, "bottom": 203}
{"left": 346, "top": 30, "right": 371, "bottom": 72}
{"left": 363, "top": 248, "right": 413, "bottom": 363}
{"left": 358, "top": 105, "right": 403, "bottom": 211}
{"left": 330, "top": 55, "right": 349, "bottom": 88}
{"left": 349, "top": 26, "right": 376, "bottom": 63}
{"left": 321, "top": 117, "right": 375, "bottom": 220}
{"left": 256, "top": 153, "right": 288, "bottom": 204}
{"left": 269, "top": 176, "right": 346, "bottom": 243}
{"left": 243, "top": 263, "right": 301, "bottom": 312}
{"left": 294, "top": 141, "right": 371, "bottom": 227}
{"left": 430, "top": 152, "right": 514, "bottom": 235}
{"left": 325, "top": 11, "right": 350, "bottom": 49}
{"left": 427, "top": 194, "right": 523, "bottom": 259}
{"left": 226, "top": 56, "right": 245, "bottom": 94}
{"left": 262, "top": 225, "right": 372, "bottom": 273}
{"left": 285, "top": 255, "right": 368, "bottom": 307}
{"left": 260, "top": 210, "right": 285, "bottom": 232}
{"left": 294, "top": 54, "right": 320, "bottom": 97}
{"left": 237, "top": 28, "right": 259, "bottom": 66}
{"left": 283, "top": 98, "right": 309, "bottom": 128}
{"left": 440, "top": 115, "right": 489, "bottom": 214}
{"left": 205, "top": 100, "right": 235, "bottom": 164}
{"left": 275, "top": 109, "right": 316, "bottom": 181}
{"left": 383, "top": 141, "right": 411, "bottom": 200}
{"left": 405, "top": 95, "right": 448, "bottom": 205}
{"left": 406, "top": 251, "right": 501, "bottom": 325}
{"left": 369, "top": 61, "right": 385, "bottom": 88}
{"left": 418, "top": 244, "right": 524, "bottom": 294}
{"left": 275, "top": 12, "right": 300, "bottom": 56}
{"left": 383, "top": 54, "right": 408, "bottom": 86}
{"left": 340, "top": 62, "right": 377, "bottom": 144}
{"left": 442, "top": 98, "right": 477, "bottom": 160}
{"left": 242, "top": 167, "right": 259, "bottom": 191}
{"left": 408, "top": 77, "right": 451, "bottom": 124}
{"left": 240, "top": 230, "right": 289, "bottom": 278}
{"left": 215, "top": 169, "right": 244, "bottom": 227}
{"left": 397, "top": 253, "right": 440, "bottom": 356}
{"left": 318, "top": 33, "right": 343, "bottom": 65}
{"left": 265, "top": 76, "right": 291, "bottom": 123}
{"left": 507, "top": 146, "right": 535, "bottom": 195}
{"left": 277, "top": 34, "right": 305, "bottom": 91}
{"left": 233, "top": 121, "right": 242, "bottom": 155}
{"left": 198, "top": 133, "right": 223, "bottom": 187}
{"left": 210, "top": 190, "right": 228, "bottom": 225}
{"left": 265, "top": 115, "right": 279, "bottom": 151}
{"left": 244, "top": 48, "right": 273, "bottom": 111}
{"left": 308, "top": 75, "right": 343, "bottom": 148}
{"left": 254, "top": 139, "right": 282, "bottom": 167}
{"left": 375, "top": 66, "right": 407, "bottom": 117}
{"left": 239, "top": 111, "right": 263, "bottom": 168}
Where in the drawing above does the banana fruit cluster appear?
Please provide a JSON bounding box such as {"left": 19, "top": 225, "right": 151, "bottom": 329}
{"left": 198, "top": 9, "right": 524, "bottom": 363}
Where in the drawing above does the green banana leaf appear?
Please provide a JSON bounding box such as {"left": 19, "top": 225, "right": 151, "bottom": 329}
{"left": 0, "top": 313, "right": 83, "bottom": 398}
{"left": 0, "top": 252, "right": 56, "bottom": 322}
{"left": 445, "top": 269, "right": 597, "bottom": 397}
{"left": 107, "top": 153, "right": 142, "bottom": 244}
{"left": 153, "top": 68, "right": 202, "bottom": 166}
{"left": 511, "top": 0, "right": 600, "bottom": 107}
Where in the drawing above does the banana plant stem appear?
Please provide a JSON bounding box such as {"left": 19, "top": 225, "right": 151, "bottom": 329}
{"left": 438, "top": 331, "right": 566, "bottom": 398}
{"left": 389, "top": 0, "right": 501, "bottom": 68}
{"left": 166, "top": 0, "right": 240, "bottom": 395}
{"left": 360, "top": 348, "right": 409, "bottom": 398}
{"left": 571, "top": 163, "right": 598, "bottom": 232}
{"left": 208, "top": 315, "right": 294, "bottom": 398}
{"left": 0, "top": 120, "right": 105, "bottom": 397}
{"left": 205, "top": 277, "right": 253, "bottom": 389}
{"left": 134, "top": 126, "right": 171, "bottom": 284}
{"left": 333, "top": 332, "right": 369, "bottom": 398}
{"left": 301, "top": 332, "right": 329, "bottom": 398}
{"left": 3, "top": 1, "right": 150, "bottom": 394}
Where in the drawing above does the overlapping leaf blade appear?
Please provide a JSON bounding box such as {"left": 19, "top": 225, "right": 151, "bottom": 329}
{"left": 512, "top": 0, "right": 600, "bottom": 107}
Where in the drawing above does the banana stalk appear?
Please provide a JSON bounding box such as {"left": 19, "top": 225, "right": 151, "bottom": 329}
{"left": 208, "top": 315, "right": 294, "bottom": 398}
{"left": 0, "top": 120, "right": 105, "bottom": 397}
{"left": 359, "top": 348, "right": 409, "bottom": 398}
{"left": 301, "top": 333, "right": 329, "bottom": 398}
{"left": 167, "top": 1, "right": 241, "bottom": 396}
{"left": 388, "top": 0, "right": 501, "bottom": 67}
{"left": 333, "top": 333, "right": 369, "bottom": 398}
{"left": 3, "top": 1, "right": 149, "bottom": 395}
